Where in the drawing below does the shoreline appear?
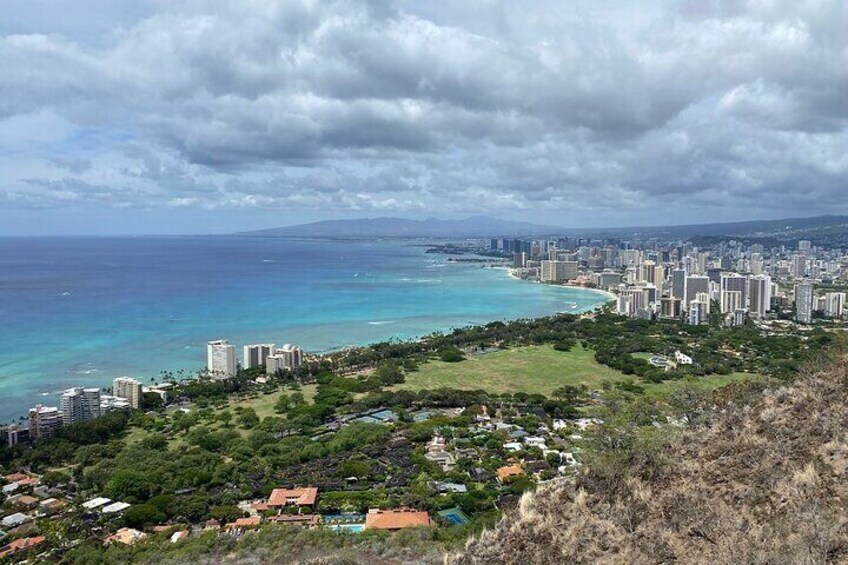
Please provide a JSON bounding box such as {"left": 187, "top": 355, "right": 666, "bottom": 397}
{"left": 496, "top": 265, "right": 617, "bottom": 303}
{"left": 4, "top": 251, "right": 613, "bottom": 422}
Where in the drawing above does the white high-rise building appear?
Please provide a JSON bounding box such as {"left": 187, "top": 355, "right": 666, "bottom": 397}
{"left": 61, "top": 387, "right": 101, "bottom": 424}
{"left": 266, "top": 343, "right": 304, "bottom": 375}
{"left": 243, "top": 344, "right": 275, "bottom": 370}
{"left": 792, "top": 255, "right": 807, "bottom": 279}
{"left": 113, "top": 377, "right": 143, "bottom": 409}
{"left": 825, "top": 292, "right": 846, "bottom": 319}
{"left": 207, "top": 339, "right": 237, "bottom": 378}
{"left": 794, "top": 282, "right": 815, "bottom": 324}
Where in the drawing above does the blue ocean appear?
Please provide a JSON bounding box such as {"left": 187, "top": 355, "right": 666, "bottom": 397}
{"left": 0, "top": 237, "right": 609, "bottom": 422}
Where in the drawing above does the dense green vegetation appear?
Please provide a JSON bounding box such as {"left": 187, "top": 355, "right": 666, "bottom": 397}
{"left": 0, "top": 311, "right": 837, "bottom": 562}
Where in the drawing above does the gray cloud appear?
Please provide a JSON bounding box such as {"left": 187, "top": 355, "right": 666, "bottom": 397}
{"left": 0, "top": 0, "right": 846, "bottom": 231}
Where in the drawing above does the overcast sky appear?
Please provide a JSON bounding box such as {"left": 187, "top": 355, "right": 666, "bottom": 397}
{"left": 1, "top": 0, "right": 846, "bottom": 235}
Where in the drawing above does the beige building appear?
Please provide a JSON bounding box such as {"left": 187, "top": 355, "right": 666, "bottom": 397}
{"left": 113, "top": 377, "right": 143, "bottom": 409}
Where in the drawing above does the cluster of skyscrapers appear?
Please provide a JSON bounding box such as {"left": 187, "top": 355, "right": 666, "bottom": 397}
{"left": 207, "top": 339, "right": 304, "bottom": 378}
{"left": 503, "top": 236, "right": 848, "bottom": 326}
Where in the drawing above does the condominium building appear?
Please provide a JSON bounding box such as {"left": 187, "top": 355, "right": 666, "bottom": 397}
{"left": 113, "top": 377, "right": 143, "bottom": 409}
{"left": 684, "top": 275, "right": 710, "bottom": 310}
{"left": 61, "top": 387, "right": 101, "bottom": 424}
{"left": 540, "top": 260, "right": 579, "bottom": 282}
{"left": 825, "top": 292, "right": 846, "bottom": 319}
{"left": 720, "top": 274, "right": 748, "bottom": 314}
{"left": 671, "top": 269, "right": 686, "bottom": 300}
{"left": 794, "top": 282, "right": 815, "bottom": 324}
{"left": 207, "top": 339, "right": 237, "bottom": 378}
{"left": 592, "top": 271, "right": 622, "bottom": 290}
{"left": 266, "top": 344, "right": 304, "bottom": 375}
{"left": 748, "top": 275, "right": 772, "bottom": 319}
{"left": 28, "top": 405, "right": 63, "bottom": 439}
{"left": 243, "top": 344, "right": 275, "bottom": 370}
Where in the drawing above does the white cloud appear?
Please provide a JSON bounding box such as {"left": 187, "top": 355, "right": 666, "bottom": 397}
{"left": 0, "top": 0, "right": 846, "bottom": 231}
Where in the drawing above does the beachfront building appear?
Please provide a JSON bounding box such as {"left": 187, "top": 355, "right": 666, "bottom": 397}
{"left": 28, "top": 405, "right": 62, "bottom": 439}
{"left": 113, "top": 377, "right": 142, "bottom": 409}
{"left": 243, "top": 344, "right": 275, "bottom": 370}
{"left": 266, "top": 344, "right": 304, "bottom": 375}
{"left": 207, "top": 340, "right": 237, "bottom": 378}
{"left": 540, "top": 260, "right": 578, "bottom": 282}
{"left": 61, "top": 387, "right": 101, "bottom": 424}
{"left": 100, "top": 395, "right": 131, "bottom": 413}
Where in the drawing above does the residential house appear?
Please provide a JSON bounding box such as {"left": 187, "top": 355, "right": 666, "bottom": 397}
{"left": 267, "top": 487, "right": 318, "bottom": 510}
{"left": 106, "top": 528, "right": 146, "bottom": 545}
{"left": 364, "top": 508, "right": 432, "bottom": 531}
{"left": 496, "top": 464, "right": 524, "bottom": 484}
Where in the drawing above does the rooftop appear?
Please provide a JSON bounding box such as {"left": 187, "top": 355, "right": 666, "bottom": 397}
{"left": 268, "top": 487, "right": 318, "bottom": 507}
{"left": 364, "top": 508, "right": 432, "bottom": 530}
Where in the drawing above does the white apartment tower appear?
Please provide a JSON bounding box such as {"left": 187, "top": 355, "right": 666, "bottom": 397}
{"left": 207, "top": 339, "right": 237, "bottom": 378}
{"left": 243, "top": 344, "right": 275, "bottom": 370}
{"left": 61, "top": 387, "right": 101, "bottom": 424}
{"left": 113, "top": 377, "right": 143, "bottom": 409}
{"left": 825, "top": 292, "right": 846, "bottom": 319}
{"left": 266, "top": 343, "right": 305, "bottom": 375}
{"left": 794, "top": 282, "right": 815, "bottom": 324}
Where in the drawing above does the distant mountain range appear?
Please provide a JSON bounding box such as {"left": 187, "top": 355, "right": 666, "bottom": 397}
{"left": 240, "top": 216, "right": 563, "bottom": 238}
{"left": 239, "top": 214, "right": 848, "bottom": 241}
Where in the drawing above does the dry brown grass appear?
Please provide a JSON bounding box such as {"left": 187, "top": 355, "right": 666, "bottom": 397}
{"left": 450, "top": 354, "right": 848, "bottom": 565}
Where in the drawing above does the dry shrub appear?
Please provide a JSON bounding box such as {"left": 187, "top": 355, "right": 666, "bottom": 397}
{"left": 450, "top": 354, "right": 848, "bottom": 565}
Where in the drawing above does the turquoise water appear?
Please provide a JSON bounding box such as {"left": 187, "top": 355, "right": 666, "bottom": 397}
{"left": 0, "top": 236, "right": 609, "bottom": 422}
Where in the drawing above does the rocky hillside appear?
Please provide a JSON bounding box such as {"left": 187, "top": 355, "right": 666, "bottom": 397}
{"left": 450, "top": 356, "right": 848, "bottom": 564}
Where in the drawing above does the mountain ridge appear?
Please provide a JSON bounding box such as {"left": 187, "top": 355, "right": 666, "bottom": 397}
{"left": 238, "top": 214, "right": 848, "bottom": 240}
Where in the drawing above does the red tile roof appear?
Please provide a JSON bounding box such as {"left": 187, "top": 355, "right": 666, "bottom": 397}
{"left": 364, "top": 509, "right": 432, "bottom": 530}
{"left": 496, "top": 464, "right": 524, "bottom": 482}
{"left": 0, "top": 536, "right": 45, "bottom": 558}
{"left": 229, "top": 516, "right": 262, "bottom": 529}
{"left": 4, "top": 473, "right": 28, "bottom": 483}
{"left": 268, "top": 487, "right": 318, "bottom": 507}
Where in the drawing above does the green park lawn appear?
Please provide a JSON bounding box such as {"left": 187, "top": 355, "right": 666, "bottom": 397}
{"left": 395, "top": 344, "right": 758, "bottom": 398}
{"left": 395, "top": 344, "right": 624, "bottom": 395}
{"left": 222, "top": 384, "right": 317, "bottom": 419}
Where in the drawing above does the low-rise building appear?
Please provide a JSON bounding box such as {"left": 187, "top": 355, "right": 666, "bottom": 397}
{"left": 364, "top": 508, "right": 432, "bottom": 531}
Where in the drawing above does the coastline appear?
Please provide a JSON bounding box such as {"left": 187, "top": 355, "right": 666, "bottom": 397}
{"left": 0, "top": 239, "right": 613, "bottom": 422}
{"left": 498, "top": 265, "right": 617, "bottom": 303}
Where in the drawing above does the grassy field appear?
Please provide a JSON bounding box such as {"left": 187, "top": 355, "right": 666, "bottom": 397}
{"left": 395, "top": 344, "right": 758, "bottom": 397}
{"left": 222, "top": 384, "right": 318, "bottom": 419}
{"left": 395, "top": 344, "right": 625, "bottom": 395}
{"left": 643, "top": 372, "right": 760, "bottom": 397}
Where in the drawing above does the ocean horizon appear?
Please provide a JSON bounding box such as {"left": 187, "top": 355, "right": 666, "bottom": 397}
{"left": 0, "top": 236, "right": 609, "bottom": 423}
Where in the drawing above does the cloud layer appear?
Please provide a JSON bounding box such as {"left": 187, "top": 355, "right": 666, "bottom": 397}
{"left": 1, "top": 0, "right": 846, "bottom": 232}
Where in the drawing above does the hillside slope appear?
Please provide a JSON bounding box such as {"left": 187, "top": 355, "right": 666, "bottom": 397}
{"left": 451, "top": 357, "right": 848, "bottom": 564}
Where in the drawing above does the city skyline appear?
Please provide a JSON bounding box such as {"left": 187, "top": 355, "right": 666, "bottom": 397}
{"left": 2, "top": 0, "right": 847, "bottom": 235}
